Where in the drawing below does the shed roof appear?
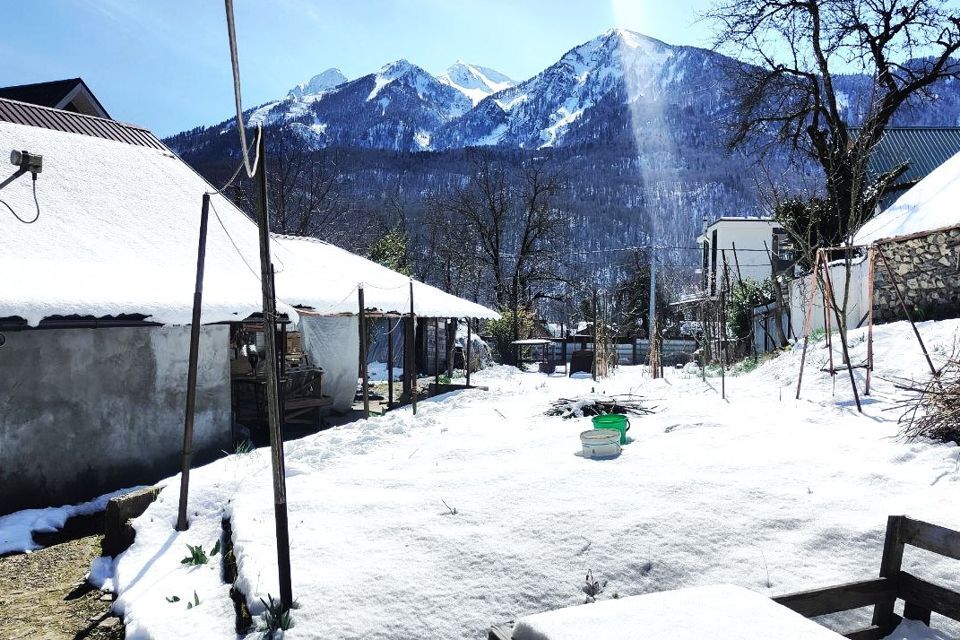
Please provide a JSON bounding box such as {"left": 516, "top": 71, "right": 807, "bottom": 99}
{"left": 0, "top": 117, "right": 497, "bottom": 325}
{"left": 854, "top": 148, "right": 960, "bottom": 245}
{"left": 0, "top": 97, "right": 163, "bottom": 149}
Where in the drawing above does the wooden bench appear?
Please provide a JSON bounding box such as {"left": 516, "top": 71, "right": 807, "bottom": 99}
{"left": 489, "top": 515, "right": 960, "bottom": 640}
{"left": 774, "top": 515, "right": 960, "bottom": 639}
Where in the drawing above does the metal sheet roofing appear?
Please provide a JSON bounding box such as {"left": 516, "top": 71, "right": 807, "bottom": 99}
{"left": 0, "top": 97, "right": 165, "bottom": 150}
{"left": 859, "top": 127, "right": 960, "bottom": 186}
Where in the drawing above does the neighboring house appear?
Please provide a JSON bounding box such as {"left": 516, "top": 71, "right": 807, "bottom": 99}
{"left": 0, "top": 77, "right": 111, "bottom": 118}
{"left": 698, "top": 217, "right": 794, "bottom": 298}
{"left": 0, "top": 88, "right": 496, "bottom": 514}
{"left": 854, "top": 127, "right": 960, "bottom": 210}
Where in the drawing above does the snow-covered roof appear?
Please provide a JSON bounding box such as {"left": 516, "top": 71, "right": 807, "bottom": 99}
{"left": 855, "top": 148, "right": 960, "bottom": 245}
{"left": 0, "top": 119, "right": 498, "bottom": 325}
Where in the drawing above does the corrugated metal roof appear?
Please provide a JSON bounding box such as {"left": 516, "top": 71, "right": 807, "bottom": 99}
{"left": 858, "top": 127, "right": 960, "bottom": 186}
{"left": 0, "top": 97, "right": 165, "bottom": 150}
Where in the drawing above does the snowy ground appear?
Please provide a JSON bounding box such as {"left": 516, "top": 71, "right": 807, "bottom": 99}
{"left": 53, "top": 320, "right": 960, "bottom": 638}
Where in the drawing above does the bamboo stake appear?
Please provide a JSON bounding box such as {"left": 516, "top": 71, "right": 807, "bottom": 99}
{"left": 822, "top": 251, "right": 835, "bottom": 376}
{"left": 175, "top": 193, "right": 210, "bottom": 532}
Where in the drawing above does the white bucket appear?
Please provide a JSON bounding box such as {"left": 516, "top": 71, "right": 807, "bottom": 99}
{"left": 580, "top": 429, "right": 622, "bottom": 459}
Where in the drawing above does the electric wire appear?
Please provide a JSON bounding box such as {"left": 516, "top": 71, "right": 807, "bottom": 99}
{"left": 0, "top": 178, "right": 40, "bottom": 224}
{"left": 224, "top": 0, "right": 261, "bottom": 178}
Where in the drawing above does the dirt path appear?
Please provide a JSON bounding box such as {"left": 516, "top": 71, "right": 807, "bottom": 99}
{"left": 0, "top": 514, "right": 123, "bottom": 640}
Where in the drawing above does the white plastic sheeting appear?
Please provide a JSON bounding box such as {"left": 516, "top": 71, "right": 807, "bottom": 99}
{"left": 0, "top": 120, "right": 498, "bottom": 326}
{"left": 300, "top": 315, "right": 359, "bottom": 412}
{"left": 856, "top": 149, "right": 960, "bottom": 245}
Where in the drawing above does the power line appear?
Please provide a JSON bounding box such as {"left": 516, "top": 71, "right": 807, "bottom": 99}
{"left": 224, "top": 0, "right": 261, "bottom": 179}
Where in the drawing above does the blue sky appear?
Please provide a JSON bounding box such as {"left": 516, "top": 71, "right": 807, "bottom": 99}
{"left": 0, "top": 0, "right": 713, "bottom": 136}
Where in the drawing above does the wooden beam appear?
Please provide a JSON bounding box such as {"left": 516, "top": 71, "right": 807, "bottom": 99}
{"left": 359, "top": 286, "right": 369, "bottom": 419}
{"left": 773, "top": 578, "right": 894, "bottom": 617}
{"left": 387, "top": 318, "right": 394, "bottom": 408}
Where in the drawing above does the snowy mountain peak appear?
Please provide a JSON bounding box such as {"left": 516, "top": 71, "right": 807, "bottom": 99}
{"left": 438, "top": 61, "right": 516, "bottom": 105}
{"left": 288, "top": 68, "right": 348, "bottom": 98}
{"left": 378, "top": 59, "right": 420, "bottom": 80}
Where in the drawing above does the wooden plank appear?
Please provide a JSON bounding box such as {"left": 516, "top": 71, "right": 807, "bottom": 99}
{"left": 899, "top": 571, "right": 960, "bottom": 623}
{"left": 773, "top": 578, "right": 894, "bottom": 617}
{"left": 488, "top": 622, "right": 513, "bottom": 640}
{"left": 901, "top": 517, "right": 960, "bottom": 562}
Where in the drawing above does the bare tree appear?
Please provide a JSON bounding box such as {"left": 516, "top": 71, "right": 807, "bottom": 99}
{"left": 433, "top": 152, "right": 571, "bottom": 362}
{"left": 708, "top": 0, "right": 960, "bottom": 379}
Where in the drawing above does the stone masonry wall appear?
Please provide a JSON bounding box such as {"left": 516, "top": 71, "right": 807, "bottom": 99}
{"left": 874, "top": 226, "right": 960, "bottom": 323}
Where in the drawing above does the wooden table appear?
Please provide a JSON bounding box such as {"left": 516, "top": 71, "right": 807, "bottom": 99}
{"left": 496, "top": 585, "right": 846, "bottom": 640}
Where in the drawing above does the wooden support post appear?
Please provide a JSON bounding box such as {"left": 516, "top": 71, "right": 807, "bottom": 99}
{"left": 719, "top": 289, "right": 726, "bottom": 400}
{"left": 592, "top": 289, "right": 598, "bottom": 381}
{"left": 387, "top": 318, "right": 394, "bottom": 408}
{"left": 409, "top": 280, "right": 417, "bottom": 415}
{"left": 821, "top": 253, "right": 862, "bottom": 413}
{"left": 822, "top": 253, "right": 835, "bottom": 375}
{"left": 446, "top": 317, "right": 455, "bottom": 378}
{"left": 253, "top": 131, "right": 293, "bottom": 610}
{"left": 358, "top": 286, "right": 369, "bottom": 419}
{"left": 561, "top": 323, "right": 567, "bottom": 372}
{"left": 176, "top": 193, "right": 210, "bottom": 532}
{"left": 872, "top": 515, "right": 905, "bottom": 630}
{"left": 876, "top": 246, "right": 938, "bottom": 377}
{"left": 865, "top": 247, "right": 876, "bottom": 395}
{"left": 466, "top": 319, "right": 472, "bottom": 387}
{"left": 796, "top": 251, "right": 823, "bottom": 400}
{"left": 433, "top": 317, "right": 440, "bottom": 389}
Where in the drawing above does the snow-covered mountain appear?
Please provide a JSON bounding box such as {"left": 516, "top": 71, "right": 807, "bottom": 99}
{"left": 287, "top": 68, "right": 348, "bottom": 98}
{"left": 437, "top": 61, "right": 516, "bottom": 105}
{"left": 435, "top": 29, "right": 734, "bottom": 149}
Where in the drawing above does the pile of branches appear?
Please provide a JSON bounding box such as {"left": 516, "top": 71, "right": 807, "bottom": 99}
{"left": 544, "top": 393, "right": 655, "bottom": 419}
{"left": 895, "top": 358, "right": 960, "bottom": 445}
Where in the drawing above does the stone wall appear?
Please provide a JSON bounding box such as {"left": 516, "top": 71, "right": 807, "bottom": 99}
{"left": 874, "top": 226, "right": 960, "bottom": 323}
{"left": 0, "top": 325, "right": 231, "bottom": 514}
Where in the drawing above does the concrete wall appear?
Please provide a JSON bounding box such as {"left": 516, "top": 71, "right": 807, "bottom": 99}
{"left": 787, "top": 258, "right": 870, "bottom": 338}
{"left": 0, "top": 325, "right": 230, "bottom": 514}
{"left": 874, "top": 228, "right": 960, "bottom": 323}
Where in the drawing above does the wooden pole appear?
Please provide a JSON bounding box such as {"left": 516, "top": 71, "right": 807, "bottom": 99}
{"left": 466, "top": 319, "right": 472, "bottom": 387}
{"left": 821, "top": 252, "right": 835, "bottom": 375}
{"left": 592, "top": 289, "right": 598, "bottom": 381}
{"left": 387, "top": 317, "right": 394, "bottom": 407}
{"left": 796, "top": 251, "right": 823, "bottom": 400}
{"left": 409, "top": 280, "right": 417, "bottom": 415}
{"left": 865, "top": 247, "right": 876, "bottom": 395}
{"left": 253, "top": 131, "right": 293, "bottom": 609}
{"left": 821, "top": 253, "right": 862, "bottom": 412}
{"left": 876, "top": 246, "right": 938, "bottom": 377}
{"left": 358, "top": 286, "right": 369, "bottom": 419}
{"left": 434, "top": 317, "right": 440, "bottom": 388}
{"left": 720, "top": 289, "right": 726, "bottom": 400}
{"left": 446, "top": 318, "right": 455, "bottom": 378}
{"left": 175, "top": 193, "right": 210, "bottom": 532}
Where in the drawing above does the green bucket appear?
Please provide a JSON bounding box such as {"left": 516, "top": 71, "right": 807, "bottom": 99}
{"left": 592, "top": 414, "right": 630, "bottom": 445}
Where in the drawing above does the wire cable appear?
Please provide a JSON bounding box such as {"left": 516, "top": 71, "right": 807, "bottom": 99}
{"left": 1, "top": 177, "right": 40, "bottom": 224}
{"left": 224, "top": 0, "right": 260, "bottom": 178}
